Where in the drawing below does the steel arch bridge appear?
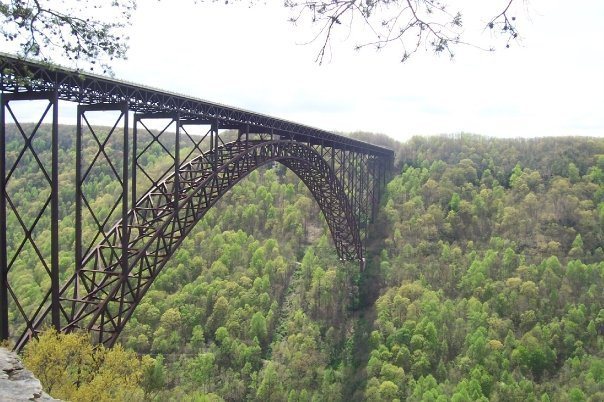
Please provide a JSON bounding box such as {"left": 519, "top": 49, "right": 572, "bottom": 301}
{"left": 0, "top": 54, "right": 394, "bottom": 351}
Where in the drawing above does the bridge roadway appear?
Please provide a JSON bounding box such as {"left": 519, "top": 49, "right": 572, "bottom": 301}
{"left": 0, "top": 53, "right": 392, "bottom": 156}
{"left": 0, "top": 53, "right": 394, "bottom": 350}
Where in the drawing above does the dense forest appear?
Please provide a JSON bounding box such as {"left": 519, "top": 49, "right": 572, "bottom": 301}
{"left": 3, "top": 124, "right": 603, "bottom": 401}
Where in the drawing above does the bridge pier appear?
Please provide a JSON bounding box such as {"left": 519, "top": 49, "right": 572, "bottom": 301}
{"left": 0, "top": 91, "right": 61, "bottom": 342}
{"left": 73, "top": 103, "right": 130, "bottom": 337}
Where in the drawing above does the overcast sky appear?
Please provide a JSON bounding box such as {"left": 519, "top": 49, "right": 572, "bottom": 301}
{"left": 4, "top": 0, "right": 604, "bottom": 141}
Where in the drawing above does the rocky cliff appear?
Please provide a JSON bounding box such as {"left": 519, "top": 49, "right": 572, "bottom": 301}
{"left": 0, "top": 348, "right": 58, "bottom": 401}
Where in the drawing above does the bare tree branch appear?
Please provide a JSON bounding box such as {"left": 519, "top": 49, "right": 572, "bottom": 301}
{"left": 285, "top": 0, "right": 522, "bottom": 63}
{"left": 0, "top": 0, "right": 523, "bottom": 70}
{"left": 486, "top": 0, "right": 519, "bottom": 48}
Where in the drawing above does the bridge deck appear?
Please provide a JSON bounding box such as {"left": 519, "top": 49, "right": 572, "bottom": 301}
{"left": 0, "top": 53, "right": 393, "bottom": 158}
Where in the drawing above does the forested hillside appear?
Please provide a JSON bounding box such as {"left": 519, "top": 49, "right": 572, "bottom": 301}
{"left": 5, "top": 126, "right": 603, "bottom": 401}
{"left": 363, "top": 134, "right": 603, "bottom": 401}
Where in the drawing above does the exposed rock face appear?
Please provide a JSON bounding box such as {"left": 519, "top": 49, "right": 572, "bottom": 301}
{"left": 0, "top": 348, "right": 59, "bottom": 401}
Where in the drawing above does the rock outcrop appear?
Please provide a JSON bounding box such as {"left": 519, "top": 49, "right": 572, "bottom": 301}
{"left": 0, "top": 348, "right": 58, "bottom": 401}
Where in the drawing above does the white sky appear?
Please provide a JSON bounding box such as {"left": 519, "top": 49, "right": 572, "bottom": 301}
{"left": 4, "top": 0, "right": 604, "bottom": 140}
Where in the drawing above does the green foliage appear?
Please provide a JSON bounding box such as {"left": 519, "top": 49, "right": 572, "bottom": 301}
{"left": 142, "top": 355, "right": 166, "bottom": 399}
{"left": 368, "top": 134, "right": 604, "bottom": 400}
{"left": 22, "top": 329, "right": 154, "bottom": 401}
{"left": 250, "top": 312, "right": 268, "bottom": 345}
{"left": 14, "top": 129, "right": 604, "bottom": 400}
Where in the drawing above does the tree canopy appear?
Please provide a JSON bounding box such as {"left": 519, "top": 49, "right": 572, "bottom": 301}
{"left": 7, "top": 123, "right": 603, "bottom": 400}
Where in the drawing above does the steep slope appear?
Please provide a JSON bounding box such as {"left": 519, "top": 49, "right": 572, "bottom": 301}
{"left": 364, "top": 134, "right": 604, "bottom": 401}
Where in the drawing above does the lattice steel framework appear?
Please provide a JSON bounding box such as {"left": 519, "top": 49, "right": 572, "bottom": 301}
{"left": 0, "top": 53, "right": 394, "bottom": 350}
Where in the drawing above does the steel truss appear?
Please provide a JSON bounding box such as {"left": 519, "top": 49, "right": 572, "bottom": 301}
{"left": 0, "top": 54, "right": 394, "bottom": 350}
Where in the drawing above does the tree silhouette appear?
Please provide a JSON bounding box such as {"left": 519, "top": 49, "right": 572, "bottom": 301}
{"left": 0, "top": 0, "right": 135, "bottom": 73}
{"left": 287, "top": 0, "right": 521, "bottom": 63}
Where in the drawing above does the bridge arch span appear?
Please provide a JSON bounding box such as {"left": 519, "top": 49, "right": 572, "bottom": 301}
{"left": 17, "top": 140, "right": 361, "bottom": 348}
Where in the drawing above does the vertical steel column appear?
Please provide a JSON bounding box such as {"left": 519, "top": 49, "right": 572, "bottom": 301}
{"left": 74, "top": 105, "right": 83, "bottom": 314}
{"left": 120, "top": 105, "right": 129, "bottom": 280}
{"left": 361, "top": 153, "right": 365, "bottom": 228}
{"left": 331, "top": 147, "right": 335, "bottom": 173}
{"left": 373, "top": 157, "right": 379, "bottom": 218}
{"left": 360, "top": 153, "right": 365, "bottom": 229}
{"left": 364, "top": 154, "right": 370, "bottom": 230}
{"left": 50, "top": 91, "right": 60, "bottom": 331}
{"left": 117, "top": 105, "right": 129, "bottom": 330}
{"left": 132, "top": 116, "right": 138, "bottom": 210}
{"left": 363, "top": 154, "right": 367, "bottom": 224}
{"left": 209, "top": 122, "right": 213, "bottom": 162}
{"left": 358, "top": 153, "right": 363, "bottom": 230}
{"left": 359, "top": 153, "right": 363, "bottom": 216}
{"left": 351, "top": 151, "right": 356, "bottom": 219}
{"left": 383, "top": 158, "right": 388, "bottom": 187}
{"left": 379, "top": 159, "right": 384, "bottom": 208}
{"left": 174, "top": 113, "right": 180, "bottom": 210}
{"left": 0, "top": 94, "right": 7, "bottom": 340}
{"left": 367, "top": 156, "right": 373, "bottom": 221}
{"left": 349, "top": 151, "right": 353, "bottom": 211}
{"left": 360, "top": 153, "right": 364, "bottom": 224}
{"left": 211, "top": 119, "right": 218, "bottom": 170}
{"left": 341, "top": 150, "right": 347, "bottom": 196}
{"left": 370, "top": 156, "right": 378, "bottom": 220}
